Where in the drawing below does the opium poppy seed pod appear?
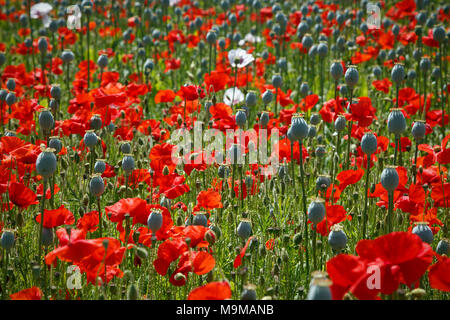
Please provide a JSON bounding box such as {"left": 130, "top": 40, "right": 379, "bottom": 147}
{"left": 290, "top": 114, "right": 309, "bottom": 141}
{"left": 48, "top": 136, "right": 62, "bottom": 154}
{"left": 436, "top": 239, "right": 449, "bottom": 255}
{"left": 120, "top": 142, "right": 132, "bottom": 154}
{"left": 306, "top": 278, "right": 332, "bottom": 300}
{"left": 241, "top": 284, "right": 257, "bottom": 300}
{"left": 245, "top": 91, "right": 257, "bottom": 107}
{"left": 381, "top": 165, "right": 399, "bottom": 192}
{"left": 272, "top": 74, "right": 282, "bottom": 88}
{"left": 94, "top": 159, "right": 106, "bottom": 174}
{"left": 361, "top": 132, "right": 377, "bottom": 155}
{"left": 412, "top": 222, "right": 434, "bottom": 244}
{"left": 0, "top": 53, "right": 5, "bottom": 66}
{"left": 308, "top": 126, "right": 317, "bottom": 138}
{"left": 37, "top": 37, "right": 48, "bottom": 53}
{"left": 330, "top": 60, "right": 343, "bottom": 81}
{"left": 334, "top": 115, "right": 346, "bottom": 132}
{"left": 412, "top": 120, "right": 426, "bottom": 142}
{"left": 419, "top": 57, "right": 431, "bottom": 71}
{"left": 5, "top": 92, "right": 16, "bottom": 106}
{"left": 301, "top": 33, "right": 313, "bottom": 50}
{"left": 122, "top": 154, "right": 135, "bottom": 173}
{"left": 388, "top": 108, "right": 406, "bottom": 135}
{"left": 89, "top": 174, "right": 105, "bottom": 197}
{"left": 61, "top": 50, "right": 74, "bottom": 63}
{"left": 315, "top": 145, "right": 326, "bottom": 158}
{"left": 328, "top": 224, "right": 347, "bottom": 251}
{"left": 206, "top": 30, "right": 217, "bottom": 44}
{"left": 1, "top": 230, "right": 15, "bottom": 250}
{"left": 50, "top": 84, "right": 61, "bottom": 100}
{"left": 391, "top": 63, "right": 405, "bottom": 85}
{"left": 97, "top": 54, "right": 108, "bottom": 69}
{"left": 308, "top": 198, "right": 326, "bottom": 225}
{"left": 299, "top": 82, "right": 310, "bottom": 97}
{"left": 83, "top": 130, "right": 98, "bottom": 149}
{"left": 36, "top": 148, "right": 57, "bottom": 179}
{"left": 6, "top": 78, "right": 16, "bottom": 91}
{"left": 147, "top": 209, "right": 163, "bottom": 234}
{"left": 315, "top": 175, "right": 331, "bottom": 192}
{"left": 237, "top": 219, "right": 252, "bottom": 240}
{"left": 262, "top": 90, "right": 273, "bottom": 105}
{"left": 90, "top": 114, "right": 102, "bottom": 130}
{"left": 317, "top": 41, "right": 328, "bottom": 58}
{"left": 310, "top": 113, "right": 320, "bottom": 125}
{"left": 344, "top": 65, "right": 359, "bottom": 88}
{"left": 193, "top": 212, "right": 208, "bottom": 227}
{"left": 372, "top": 66, "right": 382, "bottom": 77}
{"left": 235, "top": 109, "right": 247, "bottom": 128}
{"left": 259, "top": 111, "right": 270, "bottom": 128}
{"left": 41, "top": 228, "right": 54, "bottom": 247}
{"left": 433, "top": 25, "right": 446, "bottom": 43}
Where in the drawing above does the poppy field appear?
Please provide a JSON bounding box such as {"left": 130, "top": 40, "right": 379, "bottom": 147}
{"left": 0, "top": 0, "right": 449, "bottom": 301}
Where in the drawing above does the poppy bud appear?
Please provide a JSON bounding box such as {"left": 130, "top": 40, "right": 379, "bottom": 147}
{"left": 162, "top": 165, "right": 170, "bottom": 175}
{"left": 127, "top": 283, "right": 139, "bottom": 300}
{"left": 120, "top": 142, "right": 132, "bottom": 154}
{"left": 174, "top": 272, "right": 186, "bottom": 282}
{"left": 433, "top": 25, "right": 446, "bottom": 43}
{"left": 204, "top": 229, "right": 216, "bottom": 245}
{"left": 134, "top": 246, "right": 148, "bottom": 260}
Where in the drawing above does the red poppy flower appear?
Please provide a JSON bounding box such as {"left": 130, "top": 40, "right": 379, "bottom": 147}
{"left": 35, "top": 205, "right": 75, "bottom": 228}
{"left": 154, "top": 89, "right": 176, "bottom": 104}
{"left": 149, "top": 143, "right": 177, "bottom": 173}
{"left": 10, "top": 287, "right": 42, "bottom": 300}
{"left": 8, "top": 181, "right": 38, "bottom": 209}
{"left": 234, "top": 236, "right": 253, "bottom": 268}
{"left": 336, "top": 169, "right": 365, "bottom": 192}
{"left": 76, "top": 211, "right": 99, "bottom": 233}
{"left": 178, "top": 85, "right": 205, "bottom": 101}
{"left": 429, "top": 255, "right": 450, "bottom": 292}
{"left": 188, "top": 281, "right": 232, "bottom": 300}
{"left": 194, "top": 189, "right": 223, "bottom": 212}
{"left": 327, "top": 232, "right": 433, "bottom": 300}
{"left": 372, "top": 78, "right": 392, "bottom": 94}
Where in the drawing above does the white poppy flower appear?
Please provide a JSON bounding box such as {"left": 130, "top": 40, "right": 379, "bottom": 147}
{"left": 244, "top": 33, "right": 262, "bottom": 44}
{"left": 170, "top": 0, "right": 180, "bottom": 5}
{"left": 228, "top": 48, "right": 254, "bottom": 69}
{"left": 30, "top": 2, "right": 53, "bottom": 28}
{"left": 224, "top": 87, "right": 244, "bottom": 107}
